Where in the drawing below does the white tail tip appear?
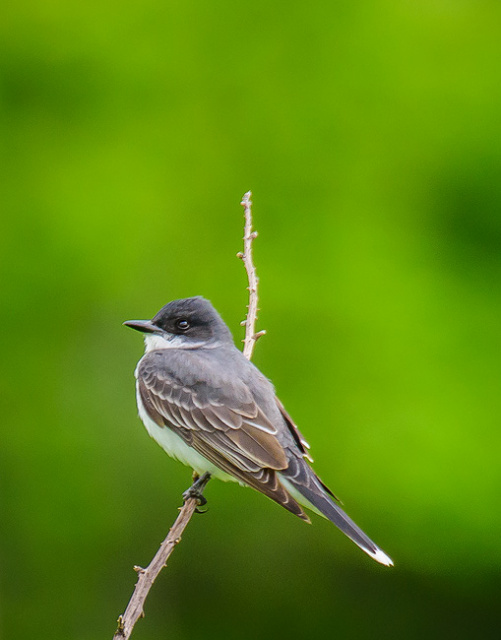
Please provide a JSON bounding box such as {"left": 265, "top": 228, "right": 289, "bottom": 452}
{"left": 367, "top": 546, "right": 394, "bottom": 567}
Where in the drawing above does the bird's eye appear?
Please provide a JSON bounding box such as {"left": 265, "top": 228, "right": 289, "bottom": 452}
{"left": 176, "top": 319, "right": 190, "bottom": 331}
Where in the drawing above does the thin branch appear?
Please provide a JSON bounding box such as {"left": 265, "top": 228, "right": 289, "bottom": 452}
{"left": 113, "top": 193, "right": 263, "bottom": 639}
{"left": 113, "top": 473, "right": 211, "bottom": 640}
{"left": 237, "top": 190, "right": 266, "bottom": 360}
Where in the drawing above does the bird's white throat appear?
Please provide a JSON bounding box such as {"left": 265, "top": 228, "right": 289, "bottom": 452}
{"left": 144, "top": 333, "right": 179, "bottom": 352}
{"left": 143, "top": 333, "right": 216, "bottom": 353}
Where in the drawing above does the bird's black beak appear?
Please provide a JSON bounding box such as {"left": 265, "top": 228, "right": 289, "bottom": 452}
{"left": 123, "top": 319, "right": 159, "bottom": 334}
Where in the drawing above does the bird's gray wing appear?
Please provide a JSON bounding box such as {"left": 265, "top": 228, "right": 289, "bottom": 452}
{"left": 138, "top": 350, "right": 309, "bottom": 521}
{"left": 275, "top": 396, "right": 313, "bottom": 462}
{"left": 276, "top": 397, "right": 341, "bottom": 503}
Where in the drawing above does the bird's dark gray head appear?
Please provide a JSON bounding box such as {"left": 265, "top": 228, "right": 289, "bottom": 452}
{"left": 124, "top": 297, "right": 233, "bottom": 348}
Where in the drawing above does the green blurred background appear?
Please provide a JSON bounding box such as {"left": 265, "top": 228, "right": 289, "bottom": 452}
{"left": 1, "top": 1, "right": 500, "bottom": 638}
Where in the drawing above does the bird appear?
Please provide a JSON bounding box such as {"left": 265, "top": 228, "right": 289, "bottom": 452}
{"left": 124, "top": 296, "right": 393, "bottom": 566}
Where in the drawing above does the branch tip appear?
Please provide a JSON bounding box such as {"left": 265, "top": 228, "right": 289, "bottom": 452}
{"left": 240, "top": 190, "right": 252, "bottom": 207}
{"left": 238, "top": 190, "right": 264, "bottom": 360}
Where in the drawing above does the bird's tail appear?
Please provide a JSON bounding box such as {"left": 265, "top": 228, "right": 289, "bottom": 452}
{"left": 279, "top": 464, "right": 393, "bottom": 567}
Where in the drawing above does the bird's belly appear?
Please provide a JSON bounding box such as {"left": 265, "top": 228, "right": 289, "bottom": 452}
{"left": 136, "top": 388, "right": 235, "bottom": 483}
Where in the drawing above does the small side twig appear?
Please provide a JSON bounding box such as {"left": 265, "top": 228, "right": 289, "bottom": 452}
{"left": 113, "top": 192, "right": 263, "bottom": 639}
{"left": 237, "top": 190, "right": 266, "bottom": 360}
{"left": 113, "top": 473, "right": 211, "bottom": 640}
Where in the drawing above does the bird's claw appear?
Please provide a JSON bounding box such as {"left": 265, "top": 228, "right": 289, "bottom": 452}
{"left": 182, "top": 486, "right": 207, "bottom": 505}
{"left": 182, "top": 472, "right": 211, "bottom": 513}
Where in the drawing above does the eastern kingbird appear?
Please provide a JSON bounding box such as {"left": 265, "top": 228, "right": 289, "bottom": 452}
{"left": 124, "top": 297, "right": 393, "bottom": 566}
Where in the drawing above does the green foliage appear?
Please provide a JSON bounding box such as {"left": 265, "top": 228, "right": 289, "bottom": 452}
{"left": 1, "top": 1, "right": 500, "bottom": 638}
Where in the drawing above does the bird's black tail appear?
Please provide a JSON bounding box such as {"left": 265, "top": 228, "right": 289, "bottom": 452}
{"left": 280, "top": 462, "right": 393, "bottom": 566}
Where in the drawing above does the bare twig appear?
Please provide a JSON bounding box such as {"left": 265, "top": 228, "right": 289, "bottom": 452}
{"left": 113, "top": 193, "right": 263, "bottom": 639}
{"left": 237, "top": 190, "right": 266, "bottom": 360}
{"left": 113, "top": 473, "right": 211, "bottom": 640}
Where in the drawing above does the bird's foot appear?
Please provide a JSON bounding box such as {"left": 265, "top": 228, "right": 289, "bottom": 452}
{"left": 183, "top": 472, "right": 211, "bottom": 513}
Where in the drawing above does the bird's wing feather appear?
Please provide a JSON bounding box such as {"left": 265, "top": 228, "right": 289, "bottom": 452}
{"left": 138, "top": 351, "right": 309, "bottom": 521}
{"left": 187, "top": 432, "right": 308, "bottom": 520}
{"left": 275, "top": 396, "right": 313, "bottom": 462}
{"left": 141, "top": 377, "right": 287, "bottom": 470}
{"left": 275, "top": 397, "right": 342, "bottom": 502}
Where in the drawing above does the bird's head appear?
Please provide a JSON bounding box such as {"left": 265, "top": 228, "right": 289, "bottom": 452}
{"left": 124, "top": 296, "right": 232, "bottom": 350}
